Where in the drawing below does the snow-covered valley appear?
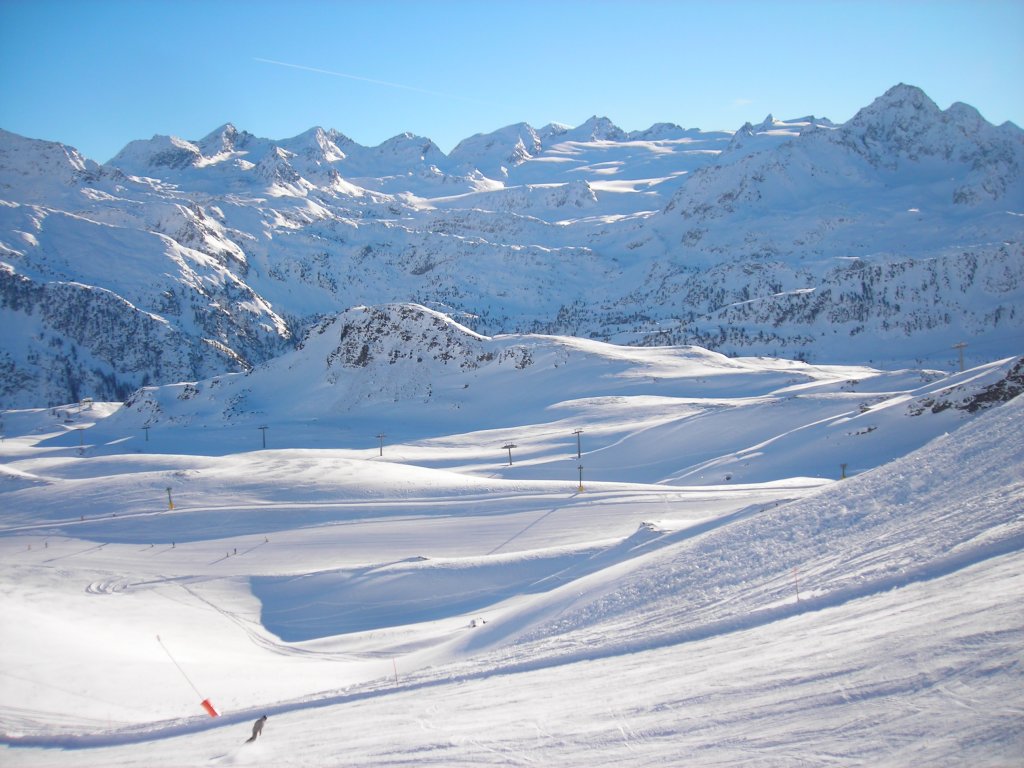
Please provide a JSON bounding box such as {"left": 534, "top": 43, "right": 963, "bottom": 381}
{"left": 1, "top": 317, "right": 1021, "bottom": 765}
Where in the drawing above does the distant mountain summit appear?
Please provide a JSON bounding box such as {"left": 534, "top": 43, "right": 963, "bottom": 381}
{"left": 1, "top": 84, "right": 1021, "bottom": 407}
{"left": 568, "top": 116, "right": 628, "bottom": 142}
{"left": 448, "top": 123, "right": 544, "bottom": 178}
{"left": 111, "top": 133, "right": 204, "bottom": 171}
{"left": 841, "top": 83, "right": 1022, "bottom": 183}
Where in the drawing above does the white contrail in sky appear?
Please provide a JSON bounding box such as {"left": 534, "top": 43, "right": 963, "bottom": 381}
{"left": 254, "top": 57, "right": 501, "bottom": 106}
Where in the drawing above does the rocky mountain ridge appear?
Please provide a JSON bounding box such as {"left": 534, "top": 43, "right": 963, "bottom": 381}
{"left": 108, "top": 302, "right": 1024, "bottom": 496}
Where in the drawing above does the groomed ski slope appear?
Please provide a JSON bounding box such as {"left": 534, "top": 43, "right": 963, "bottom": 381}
{"left": 0, "top": 362, "right": 1021, "bottom": 765}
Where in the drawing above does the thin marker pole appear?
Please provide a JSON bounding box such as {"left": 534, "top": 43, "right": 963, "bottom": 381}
{"left": 156, "top": 635, "right": 220, "bottom": 717}
{"left": 156, "top": 635, "right": 203, "bottom": 699}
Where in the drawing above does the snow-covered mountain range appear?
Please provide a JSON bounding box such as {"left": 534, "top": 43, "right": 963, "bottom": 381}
{"left": 1, "top": 84, "right": 1022, "bottom": 408}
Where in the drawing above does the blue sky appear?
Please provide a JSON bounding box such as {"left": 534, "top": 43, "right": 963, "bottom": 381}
{"left": 1, "top": 0, "right": 1022, "bottom": 163}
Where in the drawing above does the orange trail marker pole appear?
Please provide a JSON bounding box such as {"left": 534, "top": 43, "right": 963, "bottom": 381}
{"left": 200, "top": 698, "right": 220, "bottom": 718}
{"left": 156, "top": 635, "right": 219, "bottom": 717}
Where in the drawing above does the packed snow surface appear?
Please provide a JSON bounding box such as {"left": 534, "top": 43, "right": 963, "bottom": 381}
{"left": 0, "top": 339, "right": 1022, "bottom": 766}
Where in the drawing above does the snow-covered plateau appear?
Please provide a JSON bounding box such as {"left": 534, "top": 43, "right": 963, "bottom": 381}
{"left": 0, "top": 304, "right": 1022, "bottom": 765}
{"left": 1, "top": 83, "right": 1022, "bottom": 408}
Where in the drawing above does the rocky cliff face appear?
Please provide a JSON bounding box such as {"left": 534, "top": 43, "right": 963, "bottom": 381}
{"left": 1, "top": 84, "right": 1021, "bottom": 407}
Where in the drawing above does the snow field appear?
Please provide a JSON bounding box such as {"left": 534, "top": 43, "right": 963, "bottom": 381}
{"left": 0, "top": 351, "right": 1021, "bottom": 765}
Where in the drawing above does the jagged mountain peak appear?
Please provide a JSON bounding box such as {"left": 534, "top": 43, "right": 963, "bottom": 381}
{"left": 728, "top": 121, "right": 756, "bottom": 144}
{"left": 196, "top": 122, "right": 258, "bottom": 157}
{"left": 879, "top": 82, "right": 934, "bottom": 105}
{"left": 380, "top": 131, "right": 437, "bottom": 146}
{"left": 450, "top": 122, "right": 540, "bottom": 150}
{"left": 833, "top": 82, "right": 1024, "bottom": 193}
{"left": 0, "top": 129, "right": 110, "bottom": 205}
{"left": 447, "top": 123, "right": 544, "bottom": 177}
{"left": 0, "top": 128, "right": 98, "bottom": 178}
{"left": 254, "top": 146, "right": 304, "bottom": 187}
{"left": 845, "top": 83, "right": 941, "bottom": 132}
{"left": 452, "top": 122, "right": 539, "bottom": 146}
{"left": 944, "top": 102, "right": 1022, "bottom": 141}
{"left": 945, "top": 101, "right": 986, "bottom": 130}
{"left": 199, "top": 122, "right": 239, "bottom": 150}
{"left": 570, "top": 116, "right": 627, "bottom": 141}
{"left": 659, "top": 80, "right": 1022, "bottom": 271}
{"left": 109, "top": 133, "right": 203, "bottom": 172}
{"left": 627, "top": 122, "right": 689, "bottom": 140}
{"left": 278, "top": 126, "right": 352, "bottom": 165}
{"left": 293, "top": 125, "right": 353, "bottom": 146}
{"left": 538, "top": 122, "right": 571, "bottom": 142}
{"left": 374, "top": 132, "right": 446, "bottom": 161}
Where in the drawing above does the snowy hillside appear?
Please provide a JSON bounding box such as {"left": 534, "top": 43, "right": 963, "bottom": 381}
{"left": 0, "top": 333, "right": 1020, "bottom": 765}
{"left": 99, "top": 303, "right": 1021, "bottom": 485}
{"left": 1, "top": 83, "right": 1022, "bottom": 407}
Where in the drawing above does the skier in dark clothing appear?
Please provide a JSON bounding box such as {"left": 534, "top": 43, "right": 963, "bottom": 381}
{"left": 245, "top": 715, "right": 267, "bottom": 743}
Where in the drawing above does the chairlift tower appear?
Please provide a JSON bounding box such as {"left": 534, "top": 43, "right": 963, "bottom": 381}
{"left": 952, "top": 341, "right": 967, "bottom": 372}
{"left": 503, "top": 442, "right": 517, "bottom": 465}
